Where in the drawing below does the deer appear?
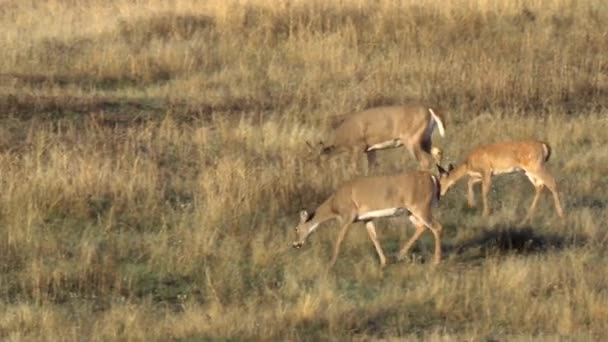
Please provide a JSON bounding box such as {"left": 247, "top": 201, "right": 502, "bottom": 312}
{"left": 291, "top": 166, "right": 449, "bottom": 269}
{"left": 309, "top": 103, "right": 446, "bottom": 172}
{"left": 439, "top": 140, "right": 565, "bottom": 221}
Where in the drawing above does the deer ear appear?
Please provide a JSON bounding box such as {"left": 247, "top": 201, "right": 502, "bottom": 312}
{"left": 299, "top": 210, "right": 309, "bottom": 222}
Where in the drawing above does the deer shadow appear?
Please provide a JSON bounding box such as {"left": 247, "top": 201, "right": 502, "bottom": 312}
{"left": 443, "top": 225, "right": 587, "bottom": 262}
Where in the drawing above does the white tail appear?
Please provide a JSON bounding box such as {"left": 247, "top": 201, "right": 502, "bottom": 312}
{"left": 318, "top": 103, "right": 447, "bottom": 171}
{"left": 429, "top": 108, "right": 445, "bottom": 137}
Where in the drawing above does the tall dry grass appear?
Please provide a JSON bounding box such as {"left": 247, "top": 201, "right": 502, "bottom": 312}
{"left": 1, "top": 0, "right": 607, "bottom": 117}
{"left": 0, "top": 0, "right": 607, "bottom": 340}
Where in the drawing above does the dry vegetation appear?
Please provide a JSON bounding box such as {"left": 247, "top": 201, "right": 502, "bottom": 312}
{"left": 0, "top": 0, "right": 607, "bottom": 340}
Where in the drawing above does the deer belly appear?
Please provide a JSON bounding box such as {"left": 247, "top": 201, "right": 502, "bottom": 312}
{"left": 493, "top": 167, "right": 521, "bottom": 175}
{"left": 357, "top": 208, "right": 407, "bottom": 220}
{"left": 366, "top": 139, "right": 403, "bottom": 151}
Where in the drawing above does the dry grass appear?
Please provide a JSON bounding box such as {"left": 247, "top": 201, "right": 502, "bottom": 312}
{"left": 0, "top": 0, "right": 607, "bottom": 340}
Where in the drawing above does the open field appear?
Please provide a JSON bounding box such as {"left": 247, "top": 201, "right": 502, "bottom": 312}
{"left": 0, "top": 0, "right": 607, "bottom": 340}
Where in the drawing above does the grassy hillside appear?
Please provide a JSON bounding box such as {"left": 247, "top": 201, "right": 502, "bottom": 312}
{"left": 0, "top": 0, "right": 607, "bottom": 340}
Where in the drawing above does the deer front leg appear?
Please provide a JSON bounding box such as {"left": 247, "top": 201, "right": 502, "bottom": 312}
{"left": 365, "top": 221, "right": 386, "bottom": 267}
{"left": 329, "top": 222, "right": 353, "bottom": 268}
{"left": 467, "top": 176, "right": 480, "bottom": 208}
{"left": 365, "top": 150, "right": 378, "bottom": 174}
{"left": 481, "top": 172, "right": 492, "bottom": 217}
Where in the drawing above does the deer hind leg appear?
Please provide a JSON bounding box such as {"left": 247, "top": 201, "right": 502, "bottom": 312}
{"left": 427, "top": 219, "right": 443, "bottom": 265}
{"left": 522, "top": 172, "right": 544, "bottom": 223}
{"left": 365, "top": 221, "right": 386, "bottom": 267}
{"left": 530, "top": 168, "right": 565, "bottom": 219}
{"left": 397, "top": 212, "right": 442, "bottom": 265}
{"left": 408, "top": 143, "right": 434, "bottom": 171}
{"left": 396, "top": 214, "right": 430, "bottom": 262}
{"left": 481, "top": 172, "right": 493, "bottom": 217}
{"left": 420, "top": 134, "right": 442, "bottom": 162}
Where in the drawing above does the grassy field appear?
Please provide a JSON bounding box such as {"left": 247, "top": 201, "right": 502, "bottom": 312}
{"left": 1, "top": 0, "right": 607, "bottom": 340}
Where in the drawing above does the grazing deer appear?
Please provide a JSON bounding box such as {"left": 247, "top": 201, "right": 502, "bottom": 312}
{"left": 311, "top": 103, "right": 446, "bottom": 172}
{"left": 292, "top": 167, "right": 449, "bottom": 268}
{"left": 440, "top": 140, "right": 565, "bottom": 221}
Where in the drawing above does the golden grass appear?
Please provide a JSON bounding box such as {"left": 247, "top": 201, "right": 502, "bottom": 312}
{"left": 0, "top": 0, "right": 607, "bottom": 340}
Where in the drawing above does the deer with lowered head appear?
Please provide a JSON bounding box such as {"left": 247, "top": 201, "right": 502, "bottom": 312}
{"left": 292, "top": 166, "right": 450, "bottom": 268}
{"left": 440, "top": 140, "right": 565, "bottom": 221}
{"left": 309, "top": 103, "right": 447, "bottom": 172}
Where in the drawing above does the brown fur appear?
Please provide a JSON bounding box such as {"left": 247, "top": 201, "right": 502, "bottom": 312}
{"left": 319, "top": 103, "right": 446, "bottom": 171}
{"left": 441, "top": 140, "right": 564, "bottom": 221}
{"left": 293, "top": 169, "right": 449, "bottom": 268}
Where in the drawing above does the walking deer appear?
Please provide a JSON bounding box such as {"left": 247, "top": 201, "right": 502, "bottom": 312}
{"left": 292, "top": 167, "right": 450, "bottom": 268}
{"left": 310, "top": 103, "right": 446, "bottom": 172}
{"left": 440, "top": 140, "right": 564, "bottom": 221}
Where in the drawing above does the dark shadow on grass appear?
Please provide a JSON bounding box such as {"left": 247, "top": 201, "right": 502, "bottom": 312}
{"left": 0, "top": 92, "right": 281, "bottom": 125}
{"left": 444, "top": 225, "right": 587, "bottom": 261}
{"left": 567, "top": 195, "right": 607, "bottom": 210}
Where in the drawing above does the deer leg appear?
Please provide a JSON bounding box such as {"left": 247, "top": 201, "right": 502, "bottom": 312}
{"left": 420, "top": 136, "right": 431, "bottom": 153}
{"left": 365, "top": 149, "right": 378, "bottom": 174}
{"left": 348, "top": 142, "right": 370, "bottom": 172}
{"left": 534, "top": 168, "right": 565, "bottom": 219}
{"left": 348, "top": 147, "right": 360, "bottom": 170}
{"left": 427, "top": 219, "right": 443, "bottom": 265}
{"left": 329, "top": 220, "right": 354, "bottom": 268}
{"left": 365, "top": 221, "right": 386, "bottom": 267}
{"left": 467, "top": 176, "right": 480, "bottom": 208}
{"left": 409, "top": 143, "right": 434, "bottom": 171}
{"left": 397, "top": 215, "right": 426, "bottom": 262}
{"left": 481, "top": 172, "right": 492, "bottom": 217}
{"left": 521, "top": 172, "right": 544, "bottom": 223}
